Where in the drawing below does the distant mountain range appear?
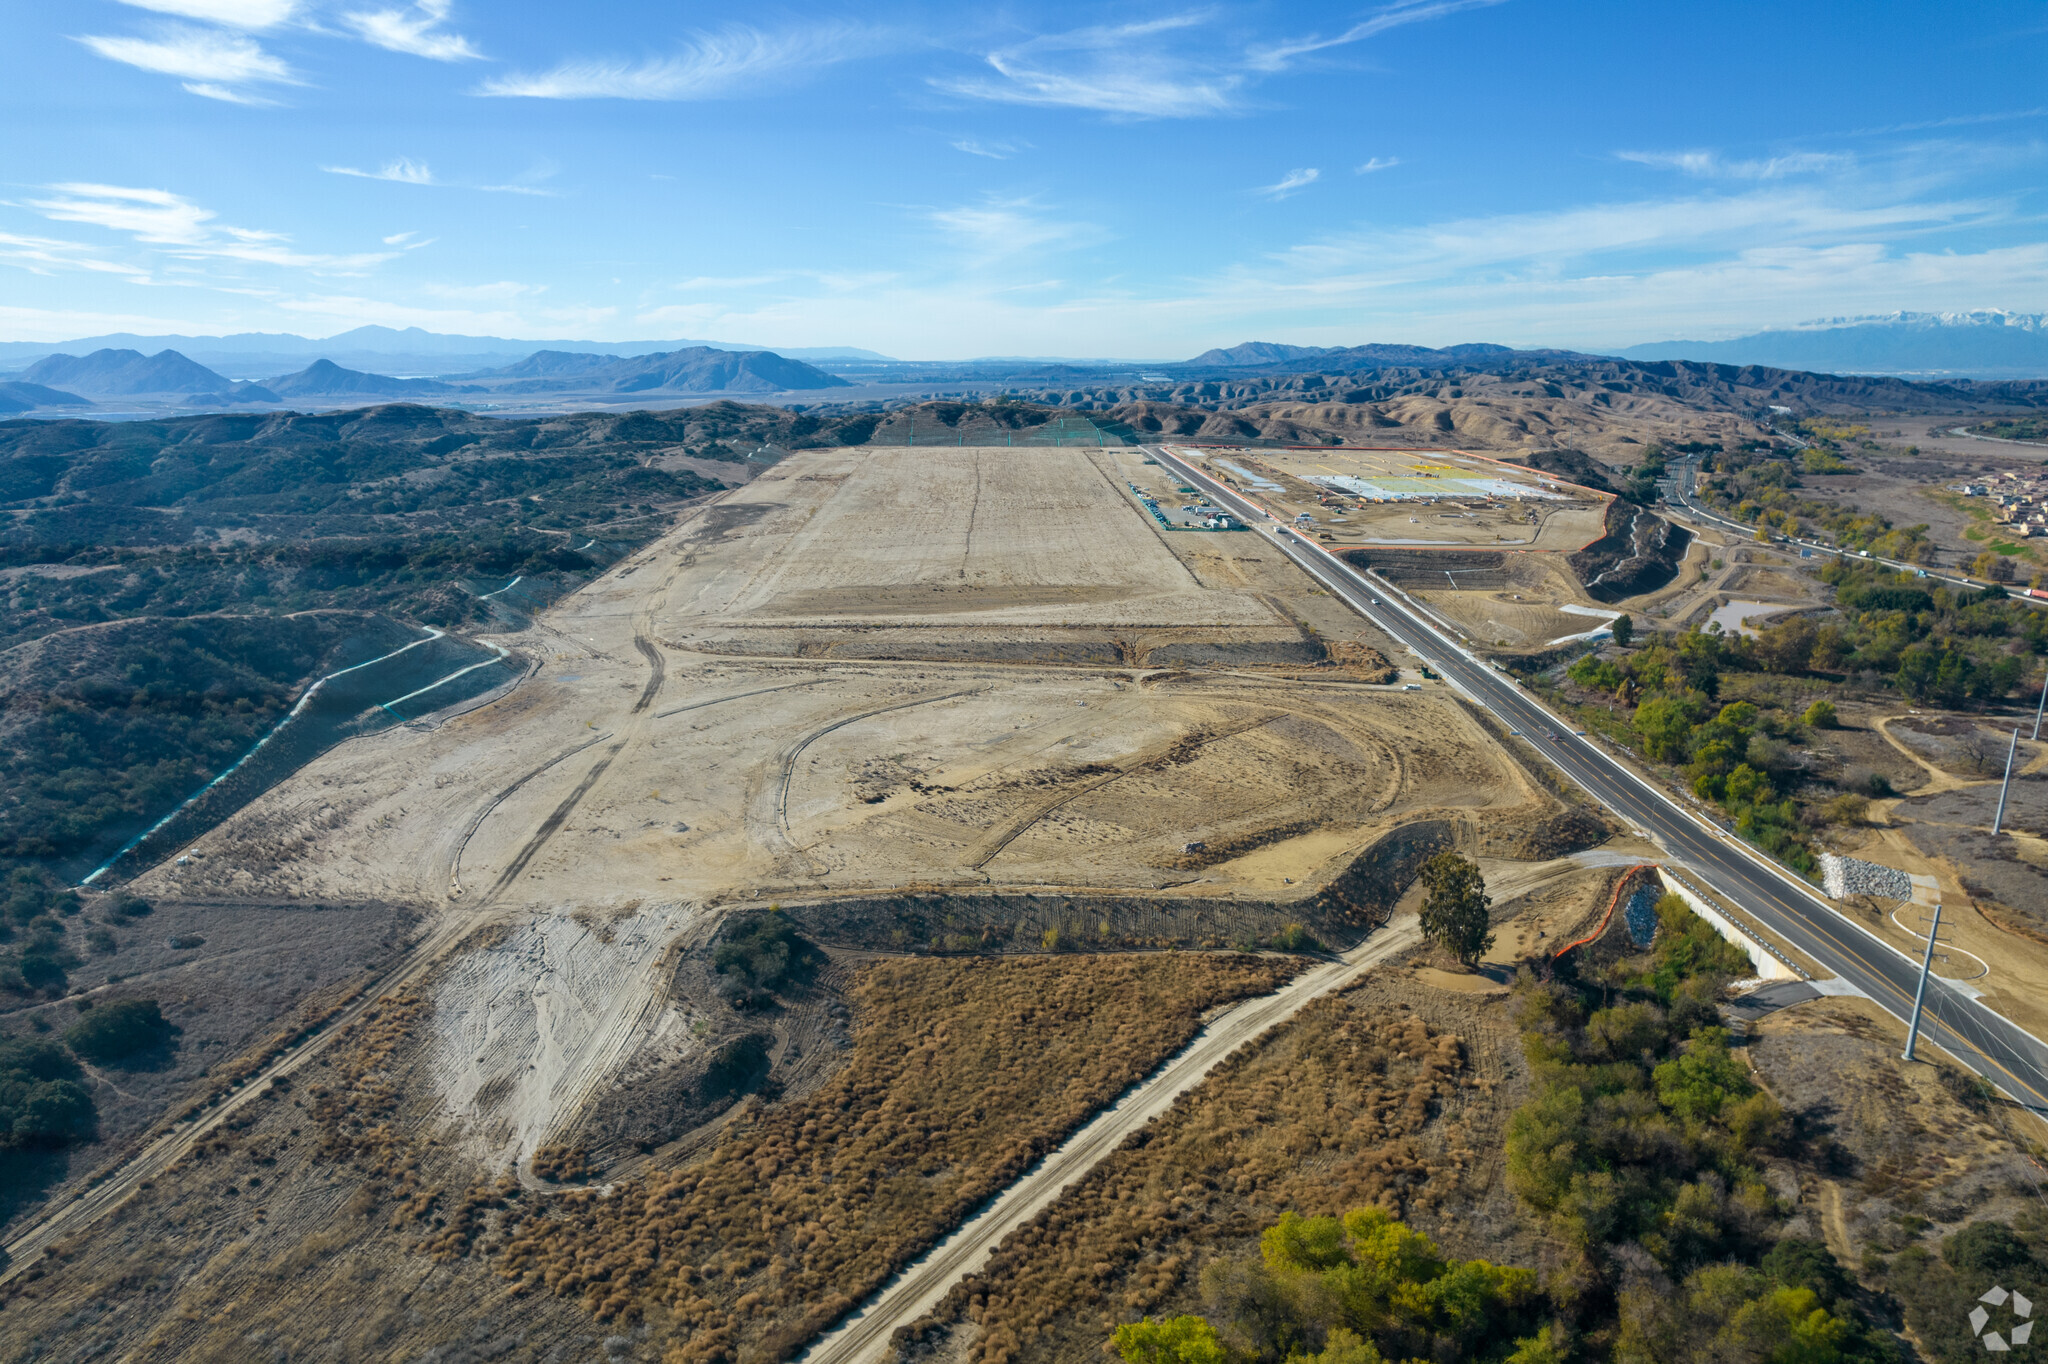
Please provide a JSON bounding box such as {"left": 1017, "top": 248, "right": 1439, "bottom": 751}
{"left": 0, "top": 325, "right": 893, "bottom": 381}
{"left": 22, "top": 349, "right": 238, "bottom": 397}
{"left": 263, "top": 358, "right": 470, "bottom": 398}
{"left": 1618, "top": 311, "right": 2048, "bottom": 379}
{"left": 4, "top": 344, "right": 852, "bottom": 406}
{"left": 1183, "top": 341, "right": 1595, "bottom": 370}
{"left": 468, "top": 347, "right": 849, "bottom": 394}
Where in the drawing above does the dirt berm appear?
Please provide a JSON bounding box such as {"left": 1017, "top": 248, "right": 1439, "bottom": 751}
{"left": 776, "top": 818, "right": 1485, "bottom": 954}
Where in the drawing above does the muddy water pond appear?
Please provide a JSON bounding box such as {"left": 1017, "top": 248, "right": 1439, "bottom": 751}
{"left": 1705, "top": 598, "right": 1789, "bottom": 636}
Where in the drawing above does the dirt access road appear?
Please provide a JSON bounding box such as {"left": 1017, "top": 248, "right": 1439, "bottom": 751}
{"left": 799, "top": 914, "right": 1425, "bottom": 1364}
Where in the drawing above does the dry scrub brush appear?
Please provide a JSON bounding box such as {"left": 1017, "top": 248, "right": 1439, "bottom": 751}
{"left": 925, "top": 996, "right": 1480, "bottom": 1364}
{"left": 494, "top": 952, "right": 1294, "bottom": 1363}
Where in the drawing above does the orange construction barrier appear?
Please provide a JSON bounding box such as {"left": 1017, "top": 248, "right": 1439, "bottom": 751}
{"left": 1554, "top": 864, "right": 1658, "bottom": 958}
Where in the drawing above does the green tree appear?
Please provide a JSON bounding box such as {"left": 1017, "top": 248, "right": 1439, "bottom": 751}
{"left": 0, "top": 1037, "right": 95, "bottom": 1146}
{"left": 1611, "top": 613, "right": 1635, "bottom": 648}
{"left": 1113, "top": 1315, "right": 1228, "bottom": 1364}
{"left": 1801, "top": 699, "right": 1838, "bottom": 729}
{"left": 63, "top": 999, "right": 170, "bottom": 1064}
{"left": 1417, "top": 852, "right": 1492, "bottom": 968}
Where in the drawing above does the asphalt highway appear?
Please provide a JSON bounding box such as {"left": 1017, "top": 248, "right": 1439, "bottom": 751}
{"left": 1146, "top": 444, "right": 2048, "bottom": 1114}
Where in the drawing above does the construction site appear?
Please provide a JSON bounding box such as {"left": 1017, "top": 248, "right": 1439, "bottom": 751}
{"left": 4, "top": 439, "right": 2039, "bottom": 1364}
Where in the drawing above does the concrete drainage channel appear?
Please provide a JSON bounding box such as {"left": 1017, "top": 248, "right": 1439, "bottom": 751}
{"left": 797, "top": 914, "right": 1425, "bottom": 1364}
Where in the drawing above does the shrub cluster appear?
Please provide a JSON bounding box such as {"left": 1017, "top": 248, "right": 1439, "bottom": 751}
{"left": 0, "top": 1035, "right": 95, "bottom": 1148}
{"left": 1565, "top": 634, "right": 1821, "bottom": 870}
{"left": 493, "top": 953, "right": 1295, "bottom": 1361}
{"left": 1877, "top": 1220, "right": 2048, "bottom": 1361}
{"left": 711, "top": 909, "right": 819, "bottom": 1009}
{"left": 63, "top": 998, "right": 171, "bottom": 1063}
{"left": 1694, "top": 439, "right": 1929, "bottom": 561}
{"left": 1115, "top": 1207, "right": 1541, "bottom": 1364}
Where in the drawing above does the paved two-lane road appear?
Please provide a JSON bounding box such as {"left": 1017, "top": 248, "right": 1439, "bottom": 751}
{"left": 1147, "top": 444, "right": 2048, "bottom": 1114}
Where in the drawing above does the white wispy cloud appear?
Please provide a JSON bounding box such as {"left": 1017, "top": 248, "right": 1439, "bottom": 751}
{"left": 418, "top": 279, "right": 542, "bottom": 302}
{"left": 1257, "top": 168, "right": 1320, "bottom": 199}
{"left": 0, "top": 232, "right": 157, "bottom": 284}
{"left": 928, "top": 195, "right": 1097, "bottom": 265}
{"left": 1617, "top": 149, "right": 1853, "bottom": 179}
{"left": 324, "top": 157, "right": 437, "bottom": 184}
{"left": 1268, "top": 187, "right": 1996, "bottom": 281}
{"left": 952, "top": 137, "right": 1021, "bottom": 160}
{"left": 671, "top": 274, "right": 791, "bottom": 291}
{"left": 478, "top": 24, "right": 871, "bottom": 100}
{"left": 344, "top": 0, "right": 481, "bottom": 61}
{"left": 1248, "top": 0, "right": 1510, "bottom": 72}
{"left": 114, "top": 0, "right": 299, "bottom": 28}
{"left": 1356, "top": 156, "right": 1401, "bottom": 174}
{"left": 76, "top": 23, "right": 298, "bottom": 99}
{"left": 323, "top": 158, "right": 560, "bottom": 195}
{"left": 936, "top": 14, "right": 1242, "bottom": 118}
{"left": 118, "top": 0, "right": 299, "bottom": 27}
{"left": 26, "top": 183, "right": 395, "bottom": 271}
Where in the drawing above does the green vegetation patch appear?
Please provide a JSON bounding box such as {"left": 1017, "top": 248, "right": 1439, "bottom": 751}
{"left": 1113, "top": 1208, "right": 1542, "bottom": 1364}
{"left": 1499, "top": 895, "right": 1898, "bottom": 1361}
{"left": 63, "top": 998, "right": 172, "bottom": 1064}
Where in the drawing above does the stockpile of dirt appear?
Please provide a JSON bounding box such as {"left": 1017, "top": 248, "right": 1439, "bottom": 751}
{"left": 1474, "top": 806, "right": 1612, "bottom": 861}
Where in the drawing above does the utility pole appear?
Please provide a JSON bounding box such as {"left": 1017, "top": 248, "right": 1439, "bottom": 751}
{"left": 1902, "top": 897, "right": 1944, "bottom": 1063}
{"left": 2033, "top": 664, "right": 2047, "bottom": 741}
{"left": 1993, "top": 727, "right": 2020, "bottom": 836}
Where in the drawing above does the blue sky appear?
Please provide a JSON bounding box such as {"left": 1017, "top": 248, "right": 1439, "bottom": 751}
{"left": 3, "top": 0, "right": 2046, "bottom": 358}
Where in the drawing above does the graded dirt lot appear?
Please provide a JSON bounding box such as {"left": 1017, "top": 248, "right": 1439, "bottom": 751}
{"left": 73, "top": 446, "right": 1549, "bottom": 1200}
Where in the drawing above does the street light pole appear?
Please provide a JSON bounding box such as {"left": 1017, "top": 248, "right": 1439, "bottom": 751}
{"left": 1993, "top": 727, "right": 2020, "bottom": 836}
{"left": 1902, "top": 898, "right": 1944, "bottom": 1063}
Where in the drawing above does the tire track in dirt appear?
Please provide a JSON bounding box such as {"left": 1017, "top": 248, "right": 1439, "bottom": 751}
{"left": 632, "top": 634, "right": 666, "bottom": 713}
{"left": 442, "top": 730, "right": 616, "bottom": 898}
{"left": 485, "top": 745, "right": 624, "bottom": 898}
{"left": 776, "top": 688, "right": 990, "bottom": 836}
{"left": 0, "top": 514, "right": 706, "bottom": 1284}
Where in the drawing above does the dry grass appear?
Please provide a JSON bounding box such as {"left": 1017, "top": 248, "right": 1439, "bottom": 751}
{"left": 918, "top": 989, "right": 1510, "bottom": 1364}
{"left": 494, "top": 952, "right": 1296, "bottom": 1363}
